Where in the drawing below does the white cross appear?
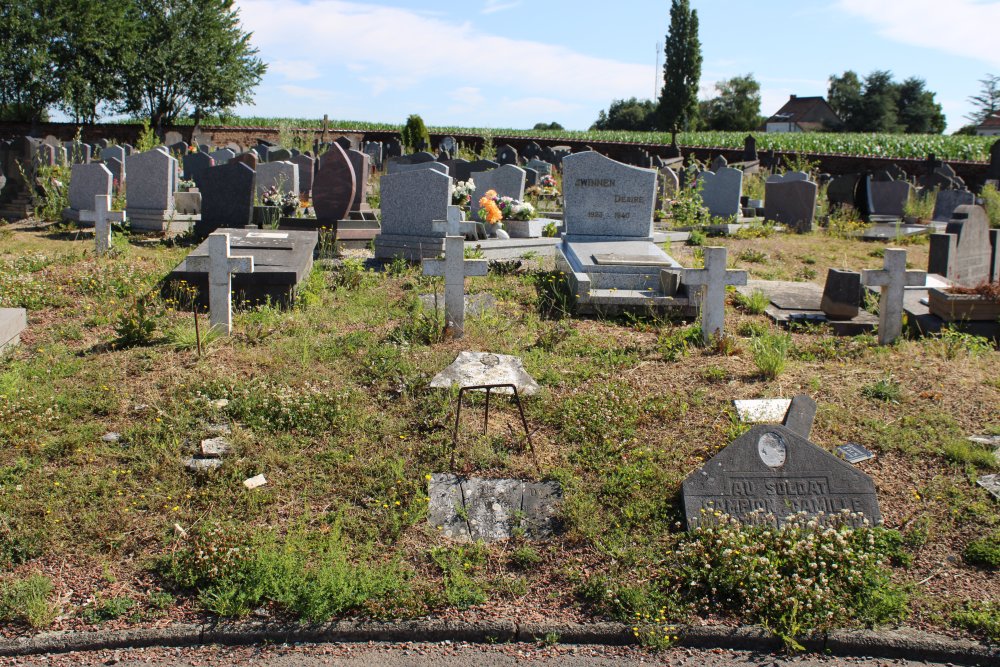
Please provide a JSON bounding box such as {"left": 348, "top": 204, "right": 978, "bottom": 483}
{"left": 79, "top": 194, "right": 126, "bottom": 256}
{"left": 862, "top": 248, "right": 925, "bottom": 345}
{"left": 422, "top": 219, "right": 487, "bottom": 338}
{"left": 184, "top": 233, "right": 255, "bottom": 335}
{"left": 684, "top": 246, "right": 747, "bottom": 344}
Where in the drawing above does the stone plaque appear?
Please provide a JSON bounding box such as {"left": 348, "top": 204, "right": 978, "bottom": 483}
{"left": 682, "top": 424, "right": 881, "bottom": 527}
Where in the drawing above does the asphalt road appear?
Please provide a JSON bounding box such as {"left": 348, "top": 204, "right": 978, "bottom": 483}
{"left": 3, "top": 642, "right": 987, "bottom": 667}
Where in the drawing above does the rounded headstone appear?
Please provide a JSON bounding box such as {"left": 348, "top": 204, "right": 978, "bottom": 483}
{"left": 313, "top": 143, "right": 356, "bottom": 223}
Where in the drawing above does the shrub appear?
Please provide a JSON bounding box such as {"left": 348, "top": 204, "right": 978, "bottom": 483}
{"left": 750, "top": 331, "right": 790, "bottom": 379}
{"left": 113, "top": 295, "right": 162, "bottom": 347}
{"left": 671, "top": 512, "right": 908, "bottom": 650}
{"left": 401, "top": 114, "right": 431, "bottom": 152}
{"left": 953, "top": 602, "right": 1000, "bottom": 642}
{"left": 657, "top": 324, "right": 703, "bottom": 361}
{"left": 733, "top": 289, "right": 769, "bottom": 314}
{"left": 964, "top": 534, "right": 1000, "bottom": 569}
{"left": 861, "top": 375, "right": 902, "bottom": 403}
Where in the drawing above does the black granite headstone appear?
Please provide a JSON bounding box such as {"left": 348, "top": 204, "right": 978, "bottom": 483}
{"left": 820, "top": 269, "right": 862, "bottom": 319}
{"left": 193, "top": 162, "right": 255, "bottom": 236}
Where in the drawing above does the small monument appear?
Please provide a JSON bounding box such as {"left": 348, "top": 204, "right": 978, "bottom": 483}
{"left": 183, "top": 233, "right": 255, "bottom": 335}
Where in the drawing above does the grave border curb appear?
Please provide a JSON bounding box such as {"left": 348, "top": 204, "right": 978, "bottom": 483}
{"left": 0, "top": 620, "right": 997, "bottom": 664}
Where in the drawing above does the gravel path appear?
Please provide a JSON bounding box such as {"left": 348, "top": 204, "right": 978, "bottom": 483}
{"left": 4, "top": 642, "right": 984, "bottom": 667}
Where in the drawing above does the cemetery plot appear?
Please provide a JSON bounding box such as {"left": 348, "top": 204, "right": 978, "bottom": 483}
{"left": 0, "top": 166, "right": 998, "bottom": 648}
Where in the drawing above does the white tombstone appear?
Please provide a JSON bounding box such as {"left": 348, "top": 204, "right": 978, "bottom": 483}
{"left": 862, "top": 248, "right": 925, "bottom": 345}
{"left": 422, "top": 219, "right": 488, "bottom": 337}
{"left": 79, "top": 194, "right": 126, "bottom": 256}
{"left": 684, "top": 246, "right": 748, "bottom": 344}
{"left": 184, "top": 233, "right": 255, "bottom": 335}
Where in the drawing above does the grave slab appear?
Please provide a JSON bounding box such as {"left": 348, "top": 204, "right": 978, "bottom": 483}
{"left": 429, "top": 352, "right": 539, "bottom": 396}
{"left": 0, "top": 308, "right": 28, "bottom": 354}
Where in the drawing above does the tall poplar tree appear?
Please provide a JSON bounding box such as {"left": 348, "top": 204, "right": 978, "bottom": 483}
{"left": 658, "top": 0, "right": 702, "bottom": 134}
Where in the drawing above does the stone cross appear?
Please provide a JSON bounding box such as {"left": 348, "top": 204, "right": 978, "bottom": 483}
{"left": 185, "top": 233, "right": 254, "bottom": 335}
{"left": 79, "top": 194, "right": 126, "bottom": 256}
{"left": 862, "top": 248, "right": 925, "bottom": 345}
{"left": 684, "top": 246, "right": 748, "bottom": 344}
{"left": 422, "top": 220, "right": 487, "bottom": 338}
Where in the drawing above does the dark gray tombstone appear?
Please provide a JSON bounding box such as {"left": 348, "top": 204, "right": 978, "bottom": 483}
{"left": 782, "top": 395, "right": 817, "bottom": 439}
{"left": 269, "top": 147, "right": 292, "bottom": 162}
{"left": 65, "top": 141, "right": 91, "bottom": 164}
{"left": 820, "top": 269, "right": 862, "bottom": 319}
{"left": 764, "top": 173, "right": 818, "bottom": 233}
{"left": 682, "top": 424, "right": 881, "bottom": 528}
{"left": 931, "top": 189, "right": 975, "bottom": 222}
{"left": 346, "top": 149, "right": 371, "bottom": 216}
{"left": 522, "top": 141, "right": 542, "bottom": 161}
{"left": 291, "top": 154, "right": 316, "bottom": 197}
{"left": 869, "top": 180, "right": 913, "bottom": 219}
{"left": 103, "top": 157, "right": 125, "bottom": 189}
{"left": 193, "top": 162, "right": 256, "bottom": 236}
{"left": 928, "top": 205, "right": 994, "bottom": 286}
{"left": 743, "top": 135, "right": 758, "bottom": 162}
{"left": 334, "top": 136, "right": 353, "bottom": 152}
{"left": 438, "top": 136, "right": 457, "bottom": 157}
{"left": 496, "top": 144, "right": 518, "bottom": 165}
{"left": 523, "top": 167, "right": 538, "bottom": 188}
{"left": 182, "top": 151, "right": 214, "bottom": 181}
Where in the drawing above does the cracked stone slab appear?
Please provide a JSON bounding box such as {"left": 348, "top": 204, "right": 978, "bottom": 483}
{"left": 200, "top": 437, "right": 231, "bottom": 458}
{"left": 978, "top": 474, "right": 1000, "bottom": 501}
{"left": 429, "top": 352, "right": 539, "bottom": 396}
{"left": 184, "top": 457, "right": 222, "bottom": 472}
{"left": 428, "top": 473, "right": 562, "bottom": 542}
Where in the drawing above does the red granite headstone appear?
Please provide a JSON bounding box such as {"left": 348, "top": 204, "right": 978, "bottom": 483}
{"left": 232, "top": 152, "right": 259, "bottom": 171}
{"left": 347, "top": 149, "right": 371, "bottom": 214}
{"left": 313, "top": 143, "right": 356, "bottom": 223}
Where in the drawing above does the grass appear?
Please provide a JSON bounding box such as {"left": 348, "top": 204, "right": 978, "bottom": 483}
{"left": 0, "top": 223, "right": 997, "bottom": 642}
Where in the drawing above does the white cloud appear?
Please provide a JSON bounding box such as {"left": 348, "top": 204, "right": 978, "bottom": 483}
{"left": 268, "top": 59, "right": 322, "bottom": 81}
{"left": 482, "top": 0, "right": 521, "bottom": 14}
{"left": 236, "top": 0, "right": 651, "bottom": 126}
{"left": 837, "top": 0, "right": 1000, "bottom": 68}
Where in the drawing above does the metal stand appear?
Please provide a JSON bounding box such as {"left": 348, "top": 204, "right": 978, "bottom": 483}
{"left": 451, "top": 383, "right": 534, "bottom": 468}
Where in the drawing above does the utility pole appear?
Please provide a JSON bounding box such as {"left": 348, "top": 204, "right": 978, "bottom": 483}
{"left": 654, "top": 41, "right": 662, "bottom": 99}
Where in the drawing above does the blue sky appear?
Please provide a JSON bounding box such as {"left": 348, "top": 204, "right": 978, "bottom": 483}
{"left": 233, "top": 0, "right": 1000, "bottom": 133}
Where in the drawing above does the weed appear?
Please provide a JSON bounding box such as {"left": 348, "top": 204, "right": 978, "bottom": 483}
{"left": 532, "top": 271, "right": 575, "bottom": 319}
{"left": 732, "top": 289, "right": 769, "bottom": 315}
{"left": 931, "top": 328, "right": 995, "bottom": 360}
{"left": 953, "top": 602, "right": 1000, "bottom": 642}
{"left": 0, "top": 575, "right": 55, "bottom": 628}
{"left": 331, "top": 257, "right": 371, "bottom": 290}
{"left": 686, "top": 228, "right": 706, "bottom": 246}
{"left": 701, "top": 365, "right": 728, "bottom": 383}
{"left": 750, "top": 331, "right": 790, "bottom": 379}
{"left": 657, "top": 324, "right": 703, "bottom": 361}
{"left": 737, "top": 320, "right": 770, "bottom": 337}
{"left": 737, "top": 248, "right": 769, "bottom": 264}
{"left": 113, "top": 295, "right": 162, "bottom": 347}
{"left": 942, "top": 440, "right": 999, "bottom": 470}
{"left": 861, "top": 375, "right": 902, "bottom": 403}
{"left": 83, "top": 595, "right": 136, "bottom": 624}
{"left": 464, "top": 245, "right": 485, "bottom": 259}
{"left": 509, "top": 546, "right": 542, "bottom": 570}
{"left": 429, "top": 544, "right": 488, "bottom": 608}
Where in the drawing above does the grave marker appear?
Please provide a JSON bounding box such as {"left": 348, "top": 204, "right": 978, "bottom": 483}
{"left": 684, "top": 246, "right": 747, "bottom": 343}
{"left": 862, "top": 248, "right": 926, "bottom": 345}
{"left": 79, "top": 194, "right": 126, "bottom": 256}
{"left": 697, "top": 167, "right": 743, "bottom": 219}
{"left": 422, "top": 220, "right": 488, "bottom": 337}
{"left": 183, "top": 232, "right": 255, "bottom": 334}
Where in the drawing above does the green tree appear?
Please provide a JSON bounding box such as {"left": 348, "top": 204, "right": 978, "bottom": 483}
{"left": 400, "top": 114, "right": 431, "bottom": 152}
{"left": 658, "top": 0, "right": 702, "bottom": 133}
{"left": 118, "top": 0, "right": 266, "bottom": 130}
{"left": 896, "top": 77, "right": 945, "bottom": 134}
{"left": 591, "top": 98, "right": 658, "bottom": 131}
{"left": 828, "top": 70, "right": 863, "bottom": 129}
{"left": 532, "top": 122, "right": 564, "bottom": 130}
{"left": 966, "top": 74, "right": 1000, "bottom": 125}
{"left": 0, "top": 1, "right": 62, "bottom": 124}
{"left": 856, "top": 70, "right": 900, "bottom": 133}
{"left": 701, "top": 74, "right": 761, "bottom": 131}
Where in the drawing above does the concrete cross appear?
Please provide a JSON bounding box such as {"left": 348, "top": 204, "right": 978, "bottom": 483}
{"left": 184, "top": 233, "right": 254, "bottom": 335}
{"left": 862, "top": 247, "right": 925, "bottom": 345}
{"left": 79, "top": 194, "right": 126, "bottom": 256}
{"left": 684, "top": 246, "right": 748, "bottom": 344}
{"left": 422, "top": 219, "right": 488, "bottom": 338}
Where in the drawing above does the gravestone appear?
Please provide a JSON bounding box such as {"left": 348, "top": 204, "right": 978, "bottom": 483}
{"left": 374, "top": 167, "right": 452, "bottom": 260}
{"left": 697, "top": 167, "right": 743, "bottom": 219}
{"left": 428, "top": 474, "right": 561, "bottom": 542}
{"left": 469, "top": 165, "right": 526, "bottom": 220}
{"left": 438, "top": 136, "right": 457, "bottom": 157}
{"left": 362, "top": 141, "right": 383, "bottom": 169}
{"left": 820, "top": 269, "right": 862, "bottom": 319}
{"left": 710, "top": 155, "right": 728, "bottom": 172}
{"left": 928, "top": 205, "right": 994, "bottom": 287}
{"left": 522, "top": 141, "right": 542, "bottom": 161}
{"left": 312, "top": 143, "right": 356, "bottom": 225}
{"left": 743, "top": 135, "right": 758, "bottom": 162}
{"left": 448, "top": 158, "right": 473, "bottom": 182}
{"left": 684, "top": 246, "right": 748, "bottom": 343}
{"left": 334, "top": 136, "right": 353, "bottom": 152}
{"left": 168, "top": 141, "right": 189, "bottom": 156}
{"left": 782, "top": 394, "right": 817, "bottom": 440}
{"left": 254, "top": 143, "right": 272, "bottom": 162}
{"left": 827, "top": 174, "right": 861, "bottom": 210}
{"left": 525, "top": 158, "right": 551, "bottom": 177}
{"left": 126, "top": 148, "right": 193, "bottom": 232}
{"left": 563, "top": 151, "right": 656, "bottom": 240}
{"left": 64, "top": 141, "right": 91, "bottom": 164}
{"left": 255, "top": 161, "right": 299, "bottom": 199}
{"left": 167, "top": 228, "right": 318, "bottom": 310}
{"left": 682, "top": 424, "right": 881, "bottom": 528}
{"left": 383, "top": 138, "right": 402, "bottom": 160}
{"left": 64, "top": 163, "right": 113, "bottom": 223}
{"left": 232, "top": 152, "right": 259, "bottom": 171}
{"left": 863, "top": 248, "right": 926, "bottom": 345}
{"left": 387, "top": 160, "right": 448, "bottom": 175}
{"left": 523, "top": 167, "right": 538, "bottom": 188}
{"left": 268, "top": 147, "right": 292, "bottom": 162}
{"left": 164, "top": 131, "right": 183, "bottom": 146}
{"left": 931, "top": 189, "right": 975, "bottom": 223}
{"left": 661, "top": 167, "right": 680, "bottom": 202}
{"left": 102, "top": 145, "right": 127, "bottom": 165}
{"left": 346, "top": 150, "right": 371, "bottom": 217}
{"left": 422, "top": 219, "right": 488, "bottom": 337}
{"left": 496, "top": 144, "right": 518, "bottom": 165}
{"left": 194, "top": 162, "right": 256, "bottom": 236}
{"left": 79, "top": 194, "right": 126, "bottom": 256}
{"left": 182, "top": 151, "right": 214, "bottom": 181}
{"left": 103, "top": 157, "right": 125, "bottom": 191}
{"left": 209, "top": 148, "right": 235, "bottom": 166}
{"left": 869, "top": 180, "right": 913, "bottom": 219}
{"left": 182, "top": 232, "right": 254, "bottom": 335}
{"left": 0, "top": 308, "right": 28, "bottom": 355}
{"left": 291, "top": 154, "right": 316, "bottom": 197}
{"left": 764, "top": 173, "right": 818, "bottom": 233}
